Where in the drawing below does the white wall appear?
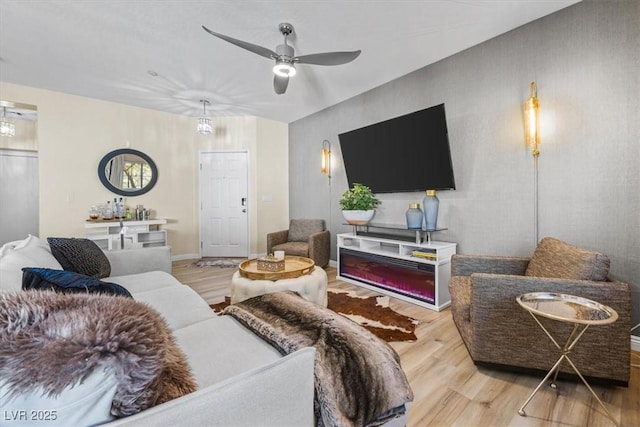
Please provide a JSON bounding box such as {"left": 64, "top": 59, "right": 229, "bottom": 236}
{"left": 256, "top": 117, "right": 289, "bottom": 253}
{"left": 0, "top": 82, "right": 288, "bottom": 257}
{"left": 289, "top": 0, "right": 640, "bottom": 331}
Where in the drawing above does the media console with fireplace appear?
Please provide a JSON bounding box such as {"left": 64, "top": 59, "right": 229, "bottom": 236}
{"left": 337, "top": 231, "right": 456, "bottom": 311}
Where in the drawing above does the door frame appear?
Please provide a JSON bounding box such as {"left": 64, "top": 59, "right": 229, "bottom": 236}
{"left": 198, "top": 149, "right": 251, "bottom": 258}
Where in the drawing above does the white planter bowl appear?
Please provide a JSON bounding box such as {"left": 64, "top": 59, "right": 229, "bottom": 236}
{"left": 342, "top": 210, "right": 375, "bottom": 225}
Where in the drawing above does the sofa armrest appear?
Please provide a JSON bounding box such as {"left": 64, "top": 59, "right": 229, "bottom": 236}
{"left": 104, "top": 347, "right": 316, "bottom": 427}
{"left": 105, "top": 246, "right": 172, "bottom": 277}
{"left": 451, "top": 254, "right": 530, "bottom": 277}
{"left": 267, "top": 230, "right": 289, "bottom": 253}
{"left": 308, "top": 230, "right": 330, "bottom": 268}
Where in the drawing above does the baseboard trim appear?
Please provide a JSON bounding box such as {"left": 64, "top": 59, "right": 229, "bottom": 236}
{"left": 171, "top": 253, "right": 200, "bottom": 262}
{"left": 631, "top": 335, "right": 640, "bottom": 352}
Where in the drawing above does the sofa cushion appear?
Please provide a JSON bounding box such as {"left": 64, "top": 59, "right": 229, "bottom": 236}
{"left": 0, "top": 367, "right": 119, "bottom": 427}
{"left": 108, "top": 271, "right": 216, "bottom": 330}
{"left": 173, "top": 317, "right": 281, "bottom": 389}
{"left": 287, "top": 219, "right": 324, "bottom": 242}
{"left": 0, "top": 290, "right": 196, "bottom": 421}
{"left": 47, "top": 237, "right": 111, "bottom": 279}
{"left": 0, "top": 235, "right": 63, "bottom": 292}
{"left": 108, "top": 271, "right": 181, "bottom": 293}
{"left": 22, "top": 267, "right": 133, "bottom": 298}
{"left": 104, "top": 246, "right": 172, "bottom": 276}
{"left": 272, "top": 241, "right": 309, "bottom": 257}
{"left": 525, "top": 237, "right": 610, "bottom": 281}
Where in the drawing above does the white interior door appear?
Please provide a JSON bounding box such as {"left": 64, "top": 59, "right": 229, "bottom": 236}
{"left": 0, "top": 150, "right": 39, "bottom": 245}
{"left": 200, "top": 151, "right": 249, "bottom": 257}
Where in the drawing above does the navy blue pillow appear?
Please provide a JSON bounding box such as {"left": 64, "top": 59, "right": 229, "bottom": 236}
{"left": 22, "top": 267, "right": 133, "bottom": 298}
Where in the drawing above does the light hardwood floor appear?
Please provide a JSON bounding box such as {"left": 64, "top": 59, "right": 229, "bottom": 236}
{"left": 172, "top": 261, "right": 640, "bottom": 427}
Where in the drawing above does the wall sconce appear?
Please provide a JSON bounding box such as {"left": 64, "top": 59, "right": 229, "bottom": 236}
{"left": 321, "top": 140, "right": 331, "bottom": 178}
{"left": 197, "top": 100, "right": 213, "bottom": 135}
{"left": 524, "top": 82, "right": 540, "bottom": 157}
{"left": 524, "top": 81, "right": 541, "bottom": 246}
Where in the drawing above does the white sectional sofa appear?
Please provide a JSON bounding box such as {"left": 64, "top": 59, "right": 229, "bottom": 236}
{"left": 0, "top": 236, "right": 315, "bottom": 427}
{"left": 1, "top": 236, "right": 412, "bottom": 427}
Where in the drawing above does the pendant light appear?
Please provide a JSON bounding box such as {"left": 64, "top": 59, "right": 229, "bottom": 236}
{"left": 197, "top": 100, "right": 213, "bottom": 135}
{"left": 0, "top": 107, "right": 15, "bottom": 137}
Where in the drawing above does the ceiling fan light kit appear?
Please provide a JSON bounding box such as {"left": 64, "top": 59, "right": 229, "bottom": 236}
{"left": 273, "top": 61, "right": 296, "bottom": 77}
{"left": 273, "top": 39, "right": 296, "bottom": 77}
{"left": 202, "top": 22, "right": 361, "bottom": 94}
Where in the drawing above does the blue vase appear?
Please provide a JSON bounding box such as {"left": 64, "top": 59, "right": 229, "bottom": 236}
{"left": 422, "top": 190, "right": 439, "bottom": 230}
{"left": 405, "top": 203, "right": 423, "bottom": 229}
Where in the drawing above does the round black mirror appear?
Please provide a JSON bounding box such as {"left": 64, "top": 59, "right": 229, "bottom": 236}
{"left": 98, "top": 149, "right": 158, "bottom": 197}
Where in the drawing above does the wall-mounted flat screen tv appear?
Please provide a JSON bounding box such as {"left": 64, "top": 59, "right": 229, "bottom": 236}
{"left": 338, "top": 103, "right": 455, "bottom": 193}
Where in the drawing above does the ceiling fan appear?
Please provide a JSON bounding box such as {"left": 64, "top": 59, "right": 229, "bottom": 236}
{"left": 202, "top": 22, "right": 361, "bottom": 95}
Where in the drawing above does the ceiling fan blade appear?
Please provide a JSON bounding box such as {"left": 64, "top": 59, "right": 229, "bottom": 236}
{"left": 202, "top": 25, "right": 277, "bottom": 60}
{"left": 274, "top": 74, "right": 289, "bottom": 95}
{"left": 295, "top": 50, "right": 361, "bottom": 66}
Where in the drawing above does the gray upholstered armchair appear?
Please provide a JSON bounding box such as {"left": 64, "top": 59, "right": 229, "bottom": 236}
{"left": 267, "top": 219, "right": 330, "bottom": 268}
{"left": 449, "top": 237, "right": 631, "bottom": 386}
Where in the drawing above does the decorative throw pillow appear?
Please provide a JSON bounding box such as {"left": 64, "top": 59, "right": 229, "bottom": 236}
{"left": 0, "top": 235, "right": 63, "bottom": 292}
{"left": 525, "top": 237, "right": 610, "bottom": 281}
{"left": 47, "top": 237, "right": 111, "bottom": 278}
{"left": 288, "top": 219, "right": 325, "bottom": 242}
{"left": 22, "top": 267, "right": 133, "bottom": 298}
{"left": 0, "top": 291, "right": 197, "bottom": 420}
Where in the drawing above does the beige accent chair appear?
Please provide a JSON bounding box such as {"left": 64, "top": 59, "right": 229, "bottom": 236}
{"left": 267, "top": 219, "right": 330, "bottom": 268}
{"left": 449, "top": 237, "right": 631, "bottom": 386}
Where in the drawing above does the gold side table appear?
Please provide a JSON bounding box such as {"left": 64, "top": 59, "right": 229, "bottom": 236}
{"left": 516, "top": 292, "right": 619, "bottom": 426}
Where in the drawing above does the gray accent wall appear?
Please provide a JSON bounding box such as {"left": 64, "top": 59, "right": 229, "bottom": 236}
{"left": 289, "top": 1, "right": 639, "bottom": 334}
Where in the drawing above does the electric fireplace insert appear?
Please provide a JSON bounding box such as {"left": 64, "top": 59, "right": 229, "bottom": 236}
{"left": 339, "top": 248, "right": 435, "bottom": 304}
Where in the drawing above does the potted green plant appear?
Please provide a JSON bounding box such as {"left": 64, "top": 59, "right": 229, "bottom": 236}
{"left": 339, "top": 183, "right": 381, "bottom": 225}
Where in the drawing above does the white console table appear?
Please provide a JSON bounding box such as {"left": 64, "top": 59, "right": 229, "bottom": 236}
{"left": 84, "top": 219, "right": 167, "bottom": 250}
{"left": 337, "top": 230, "right": 456, "bottom": 311}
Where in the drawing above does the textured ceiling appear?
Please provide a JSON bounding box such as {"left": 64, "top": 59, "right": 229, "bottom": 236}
{"left": 0, "top": 0, "right": 580, "bottom": 123}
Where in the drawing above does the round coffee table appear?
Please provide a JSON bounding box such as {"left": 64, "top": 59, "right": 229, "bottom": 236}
{"left": 230, "top": 257, "right": 328, "bottom": 306}
{"left": 516, "top": 292, "right": 618, "bottom": 425}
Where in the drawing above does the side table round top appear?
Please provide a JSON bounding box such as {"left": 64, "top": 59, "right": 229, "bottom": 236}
{"left": 239, "top": 256, "right": 315, "bottom": 280}
{"left": 516, "top": 292, "right": 618, "bottom": 325}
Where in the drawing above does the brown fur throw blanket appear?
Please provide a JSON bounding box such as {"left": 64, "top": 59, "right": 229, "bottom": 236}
{"left": 0, "top": 290, "right": 196, "bottom": 417}
{"left": 223, "top": 291, "right": 414, "bottom": 427}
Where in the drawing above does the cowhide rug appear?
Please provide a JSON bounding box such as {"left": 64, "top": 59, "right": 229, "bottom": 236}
{"left": 210, "top": 290, "right": 419, "bottom": 342}
{"left": 188, "top": 257, "right": 246, "bottom": 268}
